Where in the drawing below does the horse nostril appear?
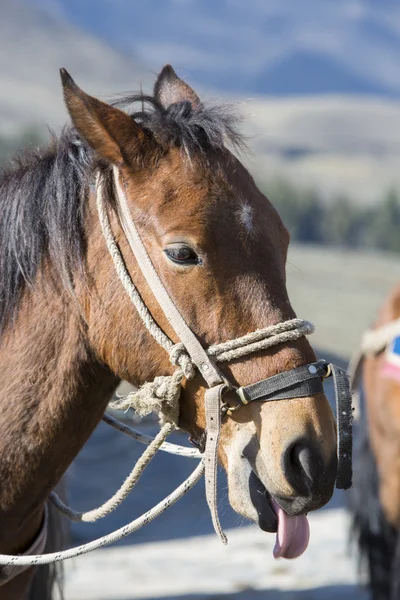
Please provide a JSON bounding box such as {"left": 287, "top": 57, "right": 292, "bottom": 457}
{"left": 279, "top": 439, "right": 336, "bottom": 514}
{"left": 292, "top": 445, "right": 315, "bottom": 480}
{"left": 283, "top": 441, "right": 320, "bottom": 494}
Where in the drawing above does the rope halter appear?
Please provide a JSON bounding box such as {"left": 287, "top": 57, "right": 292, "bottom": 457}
{"left": 100, "top": 166, "right": 353, "bottom": 541}
{"left": 0, "top": 168, "right": 354, "bottom": 578}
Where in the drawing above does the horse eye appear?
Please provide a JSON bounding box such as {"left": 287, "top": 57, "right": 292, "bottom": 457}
{"left": 164, "top": 246, "right": 201, "bottom": 266}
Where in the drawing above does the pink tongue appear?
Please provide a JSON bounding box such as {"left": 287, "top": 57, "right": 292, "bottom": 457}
{"left": 271, "top": 499, "right": 310, "bottom": 559}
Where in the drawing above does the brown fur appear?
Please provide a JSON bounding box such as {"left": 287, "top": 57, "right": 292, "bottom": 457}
{"left": 363, "top": 284, "right": 400, "bottom": 528}
{"left": 0, "top": 66, "right": 337, "bottom": 598}
{"left": 350, "top": 285, "right": 400, "bottom": 599}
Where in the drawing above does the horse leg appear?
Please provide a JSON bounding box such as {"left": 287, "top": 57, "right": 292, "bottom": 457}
{"left": 0, "top": 481, "right": 69, "bottom": 600}
{"left": 28, "top": 481, "right": 69, "bottom": 600}
{"left": 0, "top": 502, "right": 67, "bottom": 600}
{"left": 0, "top": 568, "right": 37, "bottom": 600}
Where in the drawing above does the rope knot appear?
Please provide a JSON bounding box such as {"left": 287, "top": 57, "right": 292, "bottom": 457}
{"left": 169, "top": 343, "right": 195, "bottom": 380}
{"left": 109, "top": 369, "right": 185, "bottom": 427}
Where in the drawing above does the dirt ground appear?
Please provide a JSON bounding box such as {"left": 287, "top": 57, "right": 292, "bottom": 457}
{"left": 64, "top": 510, "right": 367, "bottom": 600}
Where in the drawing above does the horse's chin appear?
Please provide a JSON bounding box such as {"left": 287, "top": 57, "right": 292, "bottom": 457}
{"left": 226, "top": 454, "right": 277, "bottom": 531}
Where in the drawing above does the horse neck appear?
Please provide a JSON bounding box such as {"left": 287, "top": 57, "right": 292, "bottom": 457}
{"left": 0, "top": 265, "right": 119, "bottom": 553}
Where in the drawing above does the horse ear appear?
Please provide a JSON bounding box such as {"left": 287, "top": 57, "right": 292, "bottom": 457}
{"left": 154, "top": 65, "right": 201, "bottom": 109}
{"left": 60, "top": 68, "right": 155, "bottom": 166}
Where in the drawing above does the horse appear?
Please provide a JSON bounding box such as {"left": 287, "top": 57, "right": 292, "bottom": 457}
{"left": 350, "top": 284, "right": 400, "bottom": 599}
{"left": 0, "top": 64, "right": 338, "bottom": 599}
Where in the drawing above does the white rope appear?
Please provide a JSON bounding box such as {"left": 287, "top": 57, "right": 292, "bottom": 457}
{"left": 0, "top": 460, "right": 204, "bottom": 566}
{"left": 208, "top": 319, "right": 314, "bottom": 363}
{"left": 96, "top": 175, "right": 196, "bottom": 383}
{"left": 96, "top": 175, "right": 173, "bottom": 355}
{"left": 102, "top": 412, "right": 201, "bottom": 458}
{"left": 359, "top": 317, "right": 400, "bottom": 356}
{"left": 49, "top": 423, "right": 175, "bottom": 522}
{"left": 108, "top": 319, "right": 314, "bottom": 420}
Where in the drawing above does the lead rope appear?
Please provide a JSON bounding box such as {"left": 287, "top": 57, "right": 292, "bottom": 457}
{"left": 0, "top": 460, "right": 205, "bottom": 567}
{"left": 102, "top": 412, "right": 200, "bottom": 458}
{"left": 49, "top": 423, "right": 175, "bottom": 522}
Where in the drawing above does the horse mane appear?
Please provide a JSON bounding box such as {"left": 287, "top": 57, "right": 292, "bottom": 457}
{"left": 0, "top": 93, "right": 243, "bottom": 335}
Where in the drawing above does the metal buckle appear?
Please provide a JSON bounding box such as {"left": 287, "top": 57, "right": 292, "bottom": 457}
{"left": 219, "top": 377, "right": 251, "bottom": 416}
{"left": 322, "top": 363, "right": 332, "bottom": 379}
{"left": 221, "top": 400, "right": 242, "bottom": 417}
{"left": 236, "top": 387, "right": 249, "bottom": 405}
{"left": 219, "top": 377, "right": 244, "bottom": 416}
{"left": 311, "top": 360, "right": 332, "bottom": 380}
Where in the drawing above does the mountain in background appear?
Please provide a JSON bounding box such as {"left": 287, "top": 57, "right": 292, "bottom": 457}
{"left": 0, "top": 0, "right": 150, "bottom": 134}
{"left": 2, "top": 0, "right": 400, "bottom": 204}
{"left": 27, "top": 0, "right": 400, "bottom": 97}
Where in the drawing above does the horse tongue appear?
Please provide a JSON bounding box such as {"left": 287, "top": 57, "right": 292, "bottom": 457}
{"left": 271, "top": 500, "right": 310, "bottom": 559}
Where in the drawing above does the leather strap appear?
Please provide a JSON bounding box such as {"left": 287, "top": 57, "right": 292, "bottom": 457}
{"left": 237, "top": 361, "right": 326, "bottom": 404}
{"left": 205, "top": 384, "right": 227, "bottom": 544}
{"left": 113, "top": 168, "right": 226, "bottom": 540}
{"left": 237, "top": 360, "right": 353, "bottom": 490}
{"left": 331, "top": 364, "right": 353, "bottom": 490}
{"left": 114, "top": 168, "right": 223, "bottom": 389}
{"left": 0, "top": 505, "right": 48, "bottom": 586}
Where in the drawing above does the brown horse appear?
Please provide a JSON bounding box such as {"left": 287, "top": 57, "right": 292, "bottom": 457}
{"left": 0, "top": 65, "right": 337, "bottom": 599}
{"left": 351, "top": 284, "right": 400, "bottom": 600}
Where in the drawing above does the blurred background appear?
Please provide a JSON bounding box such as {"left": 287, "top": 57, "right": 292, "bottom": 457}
{"left": 2, "top": 0, "right": 400, "bottom": 598}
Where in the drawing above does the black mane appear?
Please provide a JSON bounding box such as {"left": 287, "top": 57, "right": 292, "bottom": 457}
{"left": 0, "top": 93, "right": 243, "bottom": 334}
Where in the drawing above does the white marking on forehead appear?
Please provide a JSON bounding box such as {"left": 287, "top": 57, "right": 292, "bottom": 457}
{"left": 236, "top": 201, "right": 254, "bottom": 235}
